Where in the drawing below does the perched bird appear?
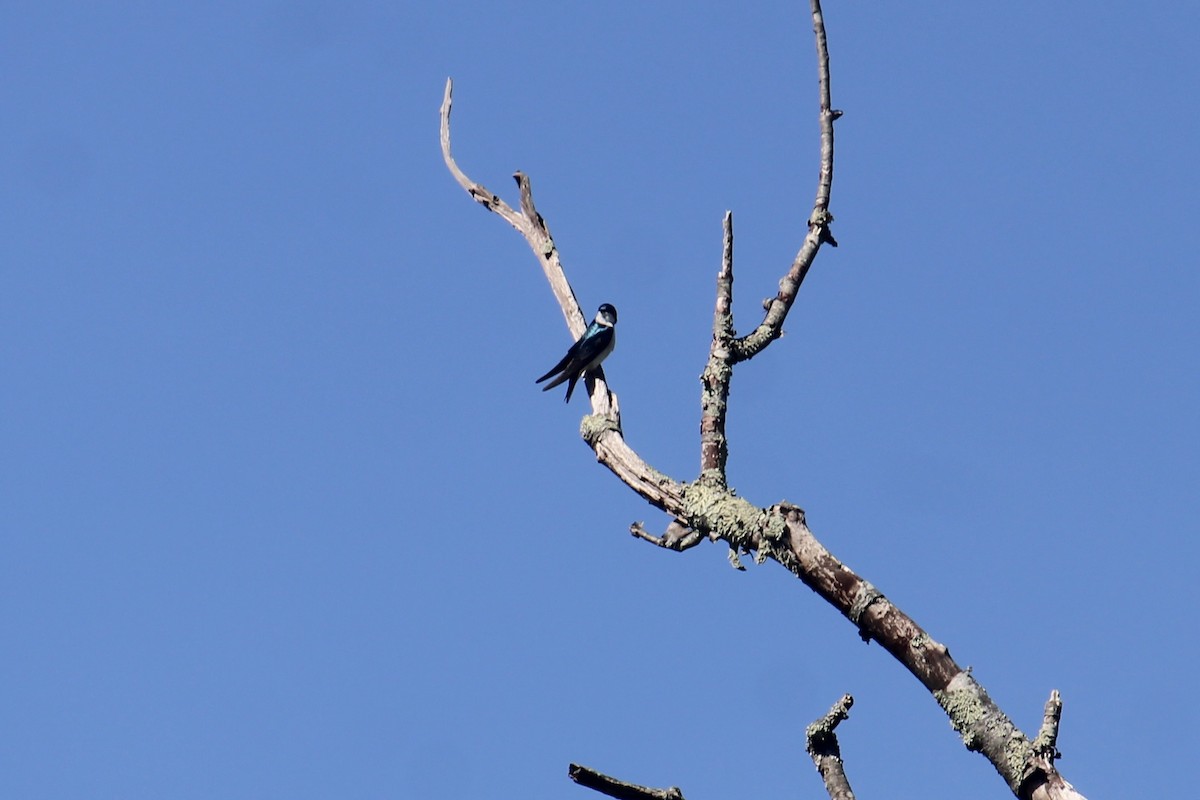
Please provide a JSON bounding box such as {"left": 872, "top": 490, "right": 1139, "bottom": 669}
{"left": 535, "top": 303, "right": 618, "bottom": 402}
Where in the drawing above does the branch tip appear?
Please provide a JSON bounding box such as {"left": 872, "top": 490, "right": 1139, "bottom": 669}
{"left": 806, "top": 693, "right": 858, "bottom": 800}
{"left": 699, "top": 210, "right": 735, "bottom": 482}
{"left": 1033, "top": 689, "right": 1064, "bottom": 762}
{"left": 568, "top": 764, "right": 685, "bottom": 800}
{"left": 630, "top": 521, "right": 703, "bottom": 552}
{"left": 731, "top": 0, "right": 838, "bottom": 362}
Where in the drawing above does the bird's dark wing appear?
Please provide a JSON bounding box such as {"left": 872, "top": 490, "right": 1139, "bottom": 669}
{"left": 539, "top": 369, "right": 572, "bottom": 391}
{"left": 557, "top": 327, "right": 613, "bottom": 400}
{"left": 570, "top": 327, "right": 612, "bottom": 370}
{"left": 536, "top": 339, "right": 582, "bottom": 385}
{"left": 564, "top": 372, "right": 581, "bottom": 403}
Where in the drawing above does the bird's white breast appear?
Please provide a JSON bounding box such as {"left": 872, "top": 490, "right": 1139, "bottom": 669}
{"left": 582, "top": 329, "right": 615, "bottom": 371}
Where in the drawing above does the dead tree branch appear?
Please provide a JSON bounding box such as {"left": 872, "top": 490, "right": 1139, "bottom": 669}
{"left": 699, "top": 212, "right": 735, "bottom": 488}
{"left": 629, "top": 520, "right": 704, "bottom": 552}
{"left": 1033, "top": 690, "right": 1064, "bottom": 761}
{"left": 805, "top": 694, "right": 857, "bottom": 800}
{"left": 568, "top": 764, "right": 685, "bottom": 800}
{"left": 731, "top": 0, "right": 838, "bottom": 364}
{"left": 439, "top": 81, "right": 609, "bottom": 405}
{"left": 439, "top": 2, "right": 1087, "bottom": 798}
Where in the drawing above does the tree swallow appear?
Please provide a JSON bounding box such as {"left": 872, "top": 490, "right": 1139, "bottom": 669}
{"left": 536, "top": 303, "right": 617, "bottom": 402}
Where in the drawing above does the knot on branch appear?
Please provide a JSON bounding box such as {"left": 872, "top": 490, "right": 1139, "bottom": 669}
{"left": 848, "top": 580, "right": 885, "bottom": 642}
{"left": 581, "top": 413, "right": 621, "bottom": 445}
{"left": 671, "top": 488, "right": 801, "bottom": 572}
{"left": 630, "top": 521, "right": 704, "bottom": 552}
{"left": 755, "top": 504, "right": 791, "bottom": 565}
{"left": 467, "top": 185, "right": 500, "bottom": 207}
{"left": 805, "top": 693, "right": 854, "bottom": 758}
{"left": 777, "top": 501, "right": 806, "bottom": 526}
{"left": 808, "top": 208, "right": 838, "bottom": 247}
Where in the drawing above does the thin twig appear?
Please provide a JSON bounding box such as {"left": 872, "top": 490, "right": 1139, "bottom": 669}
{"left": 630, "top": 521, "right": 704, "bottom": 551}
{"left": 439, "top": 79, "right": 526, "bottom": 229}
{"left": 440, "top": 78, "right": 610, "bottom": 404}
{"left": 442, "top": 80, "right": 686, "bottom": 509}
{"left": 732, "top": 0, "right": 838, "bottom": 363}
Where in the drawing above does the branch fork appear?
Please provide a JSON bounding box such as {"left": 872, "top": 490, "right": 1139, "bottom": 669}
{"left": 440, "top": 2, "right": 1084, "bottom": 798}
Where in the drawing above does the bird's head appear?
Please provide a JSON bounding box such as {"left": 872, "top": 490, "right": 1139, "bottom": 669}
{"left": 596, "top": 303, "right": 618, "bottom": 327}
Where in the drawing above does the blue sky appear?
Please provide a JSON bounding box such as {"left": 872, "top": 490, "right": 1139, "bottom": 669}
{"left": 2, "top": 2, "right": 1197, "bottom": 798}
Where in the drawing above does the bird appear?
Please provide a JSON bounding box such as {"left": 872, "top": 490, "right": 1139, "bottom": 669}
{"left": 535, "top": 303, "right": 617, "bottom": 402}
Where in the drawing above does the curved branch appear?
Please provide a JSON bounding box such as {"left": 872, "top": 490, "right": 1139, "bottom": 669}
{"left": 440, "top": 79, "right": 588, "bottom": 342}
{"left": 441, "top": 79, "right": 686, "bottom": 513}
{"left": 731, "top": 0, "right": 838, "bottom": 363}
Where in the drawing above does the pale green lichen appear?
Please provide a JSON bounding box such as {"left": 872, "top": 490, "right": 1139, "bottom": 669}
{"left": 679, "top": 482, "right": 762, "bottom": 547}
{"left": 1005, "top": 735, "right": 1036, "bottom": 790}
{"left": 675, "top": 482, "right": 793, "bottom": 570}
{"left": 934, "top": 686, "right": 987, "bottom": 751}
{"left": 754, "top": 509, "right": 789, "bottom": 564}
{"left": 579, "top": 414, "right": 621, "bottom": 444}
{"left": 761, "top": 510, "right": 787, "bottom": 543}
{"left": 936, "top": 682, "right": 1035, "bottom": 791}
{"left": 726, "top": 546, "right": 746, "bottom": 571}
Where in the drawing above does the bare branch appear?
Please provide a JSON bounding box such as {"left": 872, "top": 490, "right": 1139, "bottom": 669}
{"left": 805, "top": 694, "right": 857, "bottom": 800}
{"left": 630, "top": 521, "right": 704, "bottom": 551}
{"left": 441, "top": 91, "right": 684, "bottom": 508}
{"left": 568, "top": 764, "right": 685, "bottom": 800}
{"left": 439, "top": 79, "right": 591, "bottom": 338}
{"left": 698, "top": 211, "right": 735, "bottom": 487}
{"left": 1021, "top": 692, "right": 1086, "bottom": 800}
{"left": 440, "top": 79, "right": 634, "bottom": 418}
{"left": 732, "top": 0, "right": 838, "bottom": 363}
{"left": 439, "top": 79, "right": 527, "bottom": 233}
{"left": 1033, "top": 689, "right": 1063, "bottom": 761}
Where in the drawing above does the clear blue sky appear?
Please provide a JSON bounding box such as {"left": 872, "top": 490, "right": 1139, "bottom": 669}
{"left": 2, "top": 2, "right": 1197, "bottom": 798}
